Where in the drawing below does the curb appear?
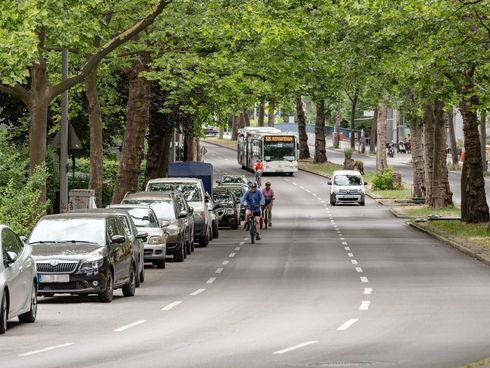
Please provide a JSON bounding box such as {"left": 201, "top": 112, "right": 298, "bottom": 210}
{"left": 389, "top": 207, "right": 411, "bottom": 219}
{"left": 409, "top": 222, "right": 490, "bottom": 267}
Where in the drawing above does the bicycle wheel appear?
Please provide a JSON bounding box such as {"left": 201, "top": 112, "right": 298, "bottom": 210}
{"left": 264, "top": 208, "right": 268, "bottom": 230}
{"left": 250, "top": 218, "right": 255, "bottom": 244}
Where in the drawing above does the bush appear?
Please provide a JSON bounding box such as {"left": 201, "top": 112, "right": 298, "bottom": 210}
{"left": 372, "top": 167, "right": 395, "bottom": 190}
{"left": 344, "top": 148, "right": 353, "bottom": 160}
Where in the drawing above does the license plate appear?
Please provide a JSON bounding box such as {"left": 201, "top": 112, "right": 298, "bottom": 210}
{"left": 38, "top": 274, "right": 70, "bottom": 283}
{"left": 342, "top": 196, "right": 357, "bottom": 199}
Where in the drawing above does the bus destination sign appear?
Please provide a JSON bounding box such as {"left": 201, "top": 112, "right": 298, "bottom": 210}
{"left": 265, "top": 136, "right": 294, "bottom": 142}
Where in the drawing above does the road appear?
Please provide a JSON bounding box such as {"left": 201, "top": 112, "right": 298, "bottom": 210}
{"left": 1, "top": 142, "right": 490, "bottom": 368}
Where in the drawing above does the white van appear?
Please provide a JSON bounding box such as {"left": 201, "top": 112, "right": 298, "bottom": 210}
{"left": 146, "top": 178, "right": 212, "bottom": 247}
{"left": 328, "top": 170, "right": 366, "bottom": 206}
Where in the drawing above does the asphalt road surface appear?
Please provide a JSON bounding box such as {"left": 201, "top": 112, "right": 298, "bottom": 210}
{"left": 1, "top": 142, "right": 489, "bottom": 368}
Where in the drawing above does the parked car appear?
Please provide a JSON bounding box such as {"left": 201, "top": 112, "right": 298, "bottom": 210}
{"left": 212, "top": 187, "right": 240, "bottom": 229}
{"left": 328, "top": 170, "right": 367, "bottom": 206}
{"left": 146, "top": 178, "right": 212, "bottom": 247}
{"left": 71, "top": 208, "right": 146, "bottom": 287}
{"left": 216, "top": 174, "right": 248, "bottom": 186}
{"left": 203, "top": 126, "right": 218, "bottom": 136}
{"left": 0, "top": 225, "right": 37, "bottom": 334}
{"left": 122, "top": 192, "right": 188, "bottom": 262}
{"left": 29, "top": 213, "right": 137, "bottom": 302}
{"left": 217, "top": 183, "right": 248, "bottom": 220}
{"left": 108, "top": 204, "right": 167, "bottom": 269}
{"left": 205, "top": 192, "right": 221, "bottom": 238}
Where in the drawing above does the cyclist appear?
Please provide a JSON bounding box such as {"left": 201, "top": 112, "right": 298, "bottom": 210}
{"left": 240, "top": 182, "right": 265, "bottom": 240}
{"left": 253, "top": 159, "right": 265, "bottom": 187}
{"left": 261, "top": 181, "right": 275, "bottom": 226}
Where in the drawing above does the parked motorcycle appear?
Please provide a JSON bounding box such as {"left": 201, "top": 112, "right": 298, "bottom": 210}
{"left": 387, "top": 142, "right": 395, "bottom": 158}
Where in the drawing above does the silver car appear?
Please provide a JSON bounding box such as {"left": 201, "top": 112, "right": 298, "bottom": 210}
{"left": 0, "top": 225, "right": 37, "bottom": 334}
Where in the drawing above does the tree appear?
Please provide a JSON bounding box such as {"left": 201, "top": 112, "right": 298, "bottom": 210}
{"left": 296, "top": 96, "right": 310, "bottom": 160}
{"left": 314, "top": 101, "right": 327, "bottom": 163}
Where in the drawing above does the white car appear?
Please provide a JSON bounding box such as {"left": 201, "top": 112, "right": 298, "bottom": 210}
{"left": 328, "top": 170, "right": 366, "bottom": 206}
{"left": 0, "top": 225, "right": 38, "bottom": 334}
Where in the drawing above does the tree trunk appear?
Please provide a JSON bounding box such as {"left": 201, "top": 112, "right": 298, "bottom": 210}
{"left": 184, "top": 132, "right": 194, "bottom": 161}
{"left": 218, "top": 127, "right": 224, "bottom": 139}
{"left": 112, "top": 59, "right": 151, "bottom": 204}
{"left": 460, "top": 75, "right": 489, "bottom": 223}
{"left": 411, "top": 116, "right": 425, "bottom": 200}
{"left": 314, "top": 101, "right": 327, "bottom": 163}
{"left": 267, "top": 104, "right": 275, "bottom": 127}
{"left": 370, "top": 108, "right": 378, "bottom": 154}
{"left": 231, "top": 115, "right": 239, "bottom": 140}
{"left": 447, "top": 107, "right": 459, "bottom": 166}
{"left": 376, "top": 105, "right": 388, "bottom": 172}
{"left": 422, "top": 103, "right": 435, "bottom": 203}
{"left": 158, "top": 133, "right": 172, "bottom": 177}
{"left": 243, "top": 108, "right": 250, "bottom": 127}
{"left": 296, "top": 96, "right": 310, "bottom": 160}
{"left": 85, "top": 68, "right": 104, "bottom": 207}
{"left": 480, "top": 111, "right": 487, "bottom": 171}
{"left": 258, "top": 101, "right": 265, "bottom": 127}
{"left": 350, "top": 90, "right": 359, "bottom": 149}
{"left": 428, "top": 101, "right": 453, "bottom": 208}
{"left": 145, "top": 111, "right": 166, "bottom": 184}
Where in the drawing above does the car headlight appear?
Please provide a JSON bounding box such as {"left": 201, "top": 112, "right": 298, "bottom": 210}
{"left": 333, "top": 188, "right": 340, "bottom": 194}
{"left": 148, "top": 236, "right": 162, "bottom": 245}
{"left": 225, "top": 208, "right": 234, "bottom": 215}
{"left": 166, "top": 225, "right": 179, "bottom": 235}
{"left": 79, "top": 257, "right": 104, "bottom": 274}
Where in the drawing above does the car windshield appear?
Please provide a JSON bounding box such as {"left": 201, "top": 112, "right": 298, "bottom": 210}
{"left": 264, "top": 140, "right": 296, "bottom": 161}
{"left": 147, "top": 182, "right": 202, "bottom": 202}
{"left": 222, "top": 176, "right": 244, "bottom": 184}
{"left": 29, "top": 218, "right": 106, "bottom": 245}
{"left": 213, "top": 192, "right": 234, "bottom": 205}
{"left": 334, "top": 175, "right": 362, "bottom": 186}
{"left": 227, "top": 188, "right": 245, "bottom": 199}
{"left": 127, "top": 208, "right": 160, "bottom": 228}
{"left": 122, "top": 199, "right": 176, "bottom": 220}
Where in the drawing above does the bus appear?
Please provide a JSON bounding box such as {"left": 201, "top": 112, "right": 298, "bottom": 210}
{"left": 237, "top": 127, "right": 298, "bottom": 175}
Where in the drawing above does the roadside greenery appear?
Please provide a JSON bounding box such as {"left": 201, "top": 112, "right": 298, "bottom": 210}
{"left": 371, "top": 167, "right": 395, "bottom": 191}
{"left": 397, "top": 206, "right": 461, "bottom": 218}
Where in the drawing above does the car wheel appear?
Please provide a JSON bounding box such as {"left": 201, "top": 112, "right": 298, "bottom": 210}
{"left": 135, "top": 263, "right": 141, "bottom": 288}
{"left": 360, "top": 200, "right": 365, "bottom": 206}
{"left": 18, "top": 283, "right": 37, "bottom": 323}
{"left": 330, "top": 195, "right": 336, "bottom": 206}
{"left": 212, "top": 221, "right": 219, "bottom": 239}
{"left": 122, "top": 264, "right": 136, "bottom": 297}
{"left": 232, "top": 222, "right": 239, "bottom": 230}
{"left": 174, "top": 242, "right": 185, "bottom": 262}
{"left": 186, "top": 240, "right": 192, "bottom": 255}
{"left": 0, "top": 293, "right": 7, "bottom": 334}
{"left": 190, "top": 239, "right": 195, "bottom": 252}
{"left": 155, "top": 259, "right": 165, "bottom": 269}
{"left": 199, "top": 233, "right": 208, "bottom": 247}
{"left": 99, "top": 271, "right": 114, "bottom": 303}
{"left": 139, "top": 266, "right": 145, "bottom": 283}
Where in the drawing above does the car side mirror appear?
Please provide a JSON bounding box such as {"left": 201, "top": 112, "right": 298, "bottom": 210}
{"left": 179, "top": 211, "right": 188, "bottom": 218}
{"left": 19, "top": 236, "right": 27, "bottom": 243}
{"left": 327, "top": 181, "right": 332, "bottom": 185}
{"left": 160, "top": 220, "right": 170, "bottom": 228}
{"left": 6, "top": 251, "right": 18, "bottom": 264}
{"left": 205, "top": 197, "right": 210, "bottom": 203}
{"left": 136, "top": 232, "right": 148, "bottom": 242}
{"left": 110, "top": 235, "right": 126, "bottom": 244}
{"left": 188, "top": 207, "right": 194, "bottom": 215}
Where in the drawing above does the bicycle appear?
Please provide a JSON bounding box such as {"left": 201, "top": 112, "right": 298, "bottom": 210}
{"left": 262, "top": 201, "right": 271, "bottom": 230}
{"left": 255, "top": 171, "right": 262, "bottom": 188}
{"left": 247, "top": 213, "right": 257, "bottom": 244}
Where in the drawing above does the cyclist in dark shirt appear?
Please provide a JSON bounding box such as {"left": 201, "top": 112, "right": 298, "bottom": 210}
{"left": 240, "top": 182, "right": 265, "bottom": 240}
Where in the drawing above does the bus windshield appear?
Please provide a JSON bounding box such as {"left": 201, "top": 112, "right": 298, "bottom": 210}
{"left": 264, "top": 141, "right": 296, "bottom": 161}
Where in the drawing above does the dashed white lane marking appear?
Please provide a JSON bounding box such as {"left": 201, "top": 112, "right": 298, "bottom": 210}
{"left": 337, "top": 319, "right": 359, "bottom": 331}
{"left": 190, "top": 288, "right": 206, "bottom": 296}
{"left": 19, "top": 343, "right": 75, "bottom": 357}
{"left": 162, "top": 301, "right": 182, "bottom": 311}
{"left": 360, "top": 301, "right": 371, "bottom": 310}
{"left": 345, "top": 246, "right": 351, "bottom": 251}
{"left": 361, "top": 277, "right": 369, "bottom": 283}
{"left": 114, "top": 320, "right": 147, "bottom": 332}
{"left": 300, "top": 186, "right": 305, "bottom": 190}
{"left": 340, "top": 237, "right": 345, "bottom": 241}
{"left": 347, "top": 253, "right": 354, "bottom": 257}
{"left": 229, "top": 253, "right": 236, "bottom": 258}
{"left": 235, "top": 247, "right": 241, "bottom": 250}
{"left": 216, "top": 268, "right": 224, "bottom": 274}
{"left": 222, "top": 260, "right": 230, "bottom": 265}
{"left": 273, "top": 341, "right": 319, "bottom": 355}
{"left": 342, "top": 241, "right": 348, "bottom": 246}
{"left": 206, "top": 277, "right": 217, "bottom": 284}
{"left": 338, "top": 233, "right": 343, "bottom": 236}
{"left": 239, "top": 242, "right": 245, "bottom": 245}
{"left": 364, "top": 288, "right": 372, "bottom": 295}
{"left": 355, "top": 267, "right": 363, "bottom": 273}
{"left": 292, "top": 182, "right": 298, "bottom": 186}
{"left": 243, "top": 237, "right": 248, "bottom": 241}
{"left": 351, "top": 260, "right": 359, "bottom": 265}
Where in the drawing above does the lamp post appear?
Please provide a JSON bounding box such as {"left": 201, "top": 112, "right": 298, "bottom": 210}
{"left": 59, "top": 49, "right": 69, "bottom": 213}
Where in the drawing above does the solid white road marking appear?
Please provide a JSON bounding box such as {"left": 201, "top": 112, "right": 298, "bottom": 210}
{"left": 19, "top": 343, "right": 75, "bottom": 357}
{"left": 216, "top": 268, "right": 224, "bottom": 274}
{"left": 360, "top": 277, "right": 369, "bottom": 283}
{"left": 229, "top": 253, "right": 236, "bottom": 257}
{"left": 351, "top": 260, "right": 358, "bottom": 265}
{"left": 162, "top": 301, "right": 182, "bottom": 311}
{"left": 360, "top": 301, "right": 371, "bottom": 310}
{"left": 273, "top": 341, "right": 319, "bottom": 355}
{"left": 222, "top": 260, "right": 230, "bottom": 265}
{"left": 114, "top": 320, "right": 147, "bottom": 332}
{"left": 190, "top": 288, "right": 206, "bottom": 296}
{"left": 364, "top": 288, "right": 373, "bottom": 295}
{"left": 337, "top": 319, "right": 359, "bottom": 331}
{"left": 235, "top": 247, "right": 241, "bottom": 250}
{"left": 355, "top": 267, "right": 363, "bottom": 273}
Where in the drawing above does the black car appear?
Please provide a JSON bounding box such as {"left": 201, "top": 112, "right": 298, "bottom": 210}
{"left": 218, "top": 184, "right": 248, "bottom": 221}
{"left": 29, "top": 213, "right": 138, "bottom": 303}
{"left": 213, "top": 188, "right": 240, "bottom": 229}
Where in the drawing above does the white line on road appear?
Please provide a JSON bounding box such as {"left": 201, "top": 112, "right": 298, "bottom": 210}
{"left": 337, "top": 319, "right": 359, "bottom": 331}
{"left": 235, "top": 246, "right": 241, "bottom": 250}
{"left": 360, "top": 277, "right": 369, "bottom": 283}
{"left": 342, "top": 241, "right": 348, "bottom": 246}
{"left": 239, "top": 242, "right": 244, "bottom": 245}
{"left": 345, "top": 247, "right": 351, "bottom": 251}
{"left": 338, "top": 234, "right": 343, "bottom": 236}
{"left": 347, "top": 252, "right": 354, "bottom": 257}
{"left": 229, "top": 253, "right": 236, "bottom": 257}
{"left": 162, "top": 301, "right": 182, "bottom": 311}
{"left": 360, "top": 301, "right": 371, "bottom": 310}
{"left": 300, "top": 186, "right": 305, "bottom": 190}
{"left": 222, "top": 260, "right": 230, "bottom": 265}
{"left": 216, "top": 268, "right": 224, "bottom": 274}
{"left": 190, "top": 288, "right": 206, "bottom": 296}
{"left": 292, "top": 182, "right": 298, "bottom": 185}
{"left": 355, "top": 267, "right": 363, "bottom": 273}
{"left": 273, "top": 341, "right": 319, "bottom": 355}
{"left": 207, "top": 277, "right": 217, "bottom": 284}
{"left": 340, "top": 237, "right": 345, "bottom": 241}
{"left": 351, "top": 260, "right": 358, "bottom": 265}
{"left": 114, "top": 320, "right": 147, "bottom": 332}
{"left": 243, "top": 237, "right": 248, "bottom": 241}
{"left": 19, "top": 343, "right": 75, "bottom": 357}
{"left": 364, "top": 288, "right": 372, "bottom": 295}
